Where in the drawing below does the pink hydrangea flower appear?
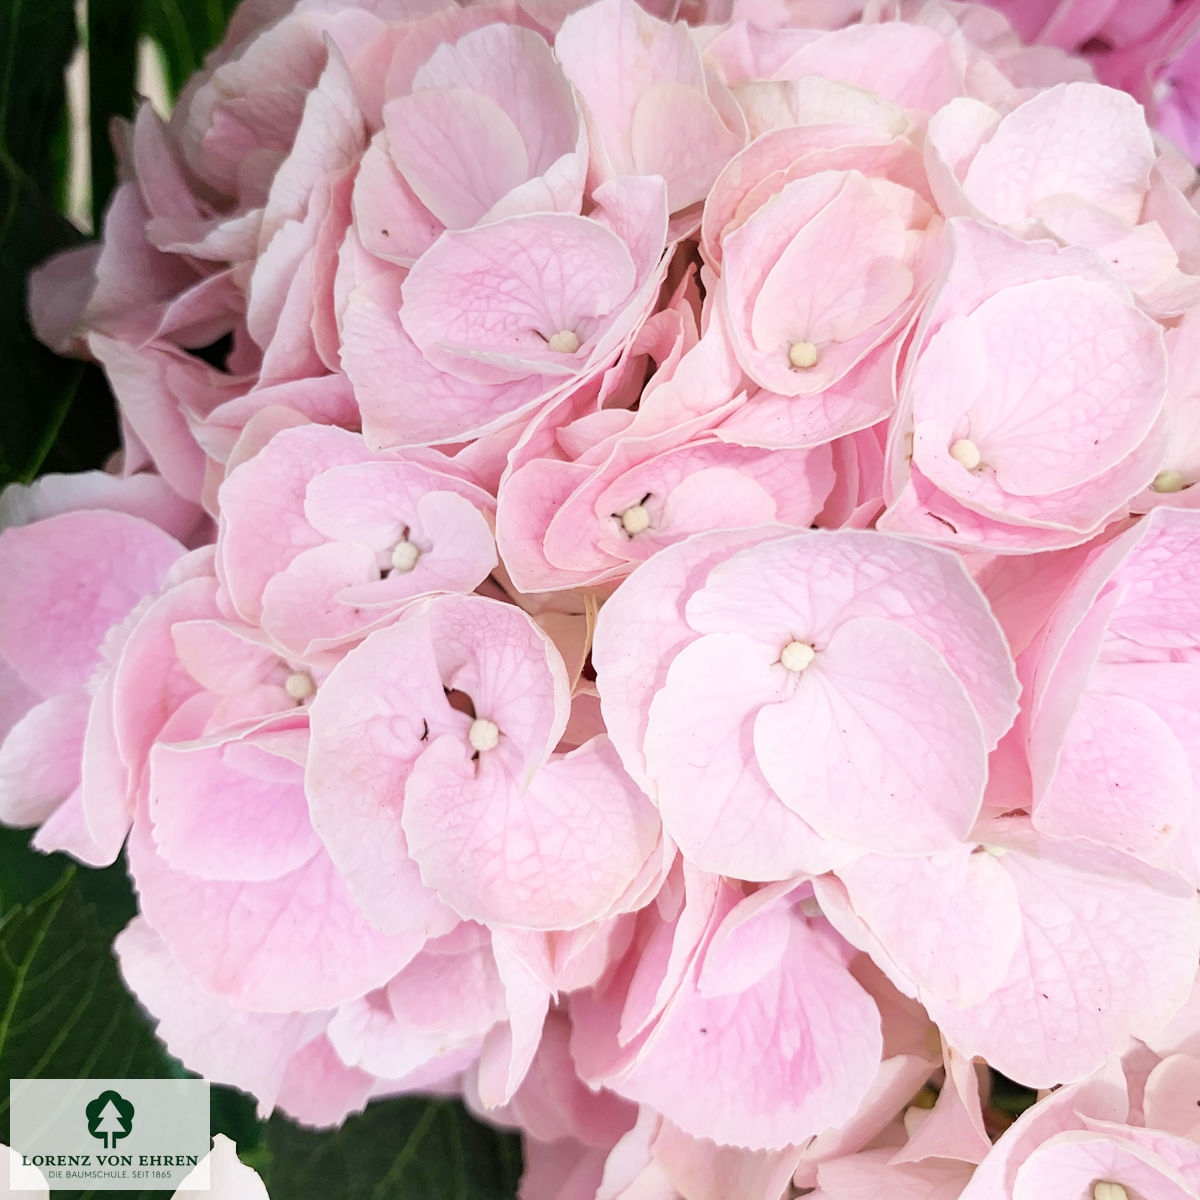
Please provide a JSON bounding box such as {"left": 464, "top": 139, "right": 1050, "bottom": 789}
{"left": 554, "top": 0, "right": 745, "bottom": 214}
{"left": 307, "top": 593, "right": 662, "bottom": 932}
{"left": 816, "top": 819, "right": 1200, "bottom": 1085}
{"left": 13, "top": 0, "right": 1200, "bottom": 1187}
{"left": 925, "top": 79, "right": 1200, "bottom": 315}
{"left": 570, "top": 870, "right": 884, "bottom": 1150}
{"left": 496, "top": 312, "right": 835, "bottom": 591}
{"left": 957, "top": 1053, "right": 1200, "bottom": 1200}
{"left": 593, "top": 526, "right": 1018, "bottom": 877}
{"left": 352, "top": 20, "right": 588, "bottom": 265}
{"left": 700, "top": 111, "right": 942, "bottom": 442}
{"left": 881, "top": 219, "right": 1168, "bottom": 552}
{"left": 217, "top": 423, "right": 497, "bottom": 655}
{"left": 0, "top": 473, "right": 195, "bottom": 861}
{"left": 73, "top": 550, "right": 446, "bottom": 1014}
{"left": 1019, "top": 507, "right": 1200, "bottom": 881}
{"left": 343, "top": 173, "right": 671, "bottom": 447}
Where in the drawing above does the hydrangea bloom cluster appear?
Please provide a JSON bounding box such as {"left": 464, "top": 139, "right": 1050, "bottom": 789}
{"left": 6, "top": 0, "right": 1200, "bottom": 1195}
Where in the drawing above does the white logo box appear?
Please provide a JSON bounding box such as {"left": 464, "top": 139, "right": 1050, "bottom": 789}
{"left": 10, "top": 1079, "right": 210, "bottom": 1191}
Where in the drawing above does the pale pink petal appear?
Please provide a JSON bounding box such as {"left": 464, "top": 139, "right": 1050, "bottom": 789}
{"left": 115, "top": 917, "right": 328, "bottom": 1113}
{"left": 610, "top": 893, "right": 882, "bottom": 1151}
{"left": 0, "top": 511, "right": 183, "bottom": 694}
{"left": 384, "top": 89, "right": 530, "bottom": 228}
{"left": 128, "top": 813, "right": 426, "bottom": 1013}
{"left": 931, "top": 825, "right": 1200, "bottom": 1086}
{"left": 813, "top": 1152, "right": 973, "bottom": 1200}
{"left": 403, "top": 735, "right": 660, "bottom": 930}
{"left": 272, "top": 1034, "right": 375, "bottom": 1129}
{"left": 0, "top": 690, "right": 90, "bottom": 826}
{"left": 643, "top": 632, "right": 855, "bottom": 880}
{"left": 833, "top": 848, "right": 1022, "bottom": 1009}
{"left": 148, "top": 739, "right": 322, "bottom": 881}
{"left": 1011, "top": 1133, "right": 1195, "bottom": 1200}
{"left": 1144, "top": 1054, "right": 1200, "bottom": 1143}
{"left": 305, "top": 610, "right": 467, "bottom": 937}
{"left": 1035, "top": 688, "right": 1194, "bottom": 864}
{"left": 961, "top": 83, "right": 1155, "bottom": 226}
{"left": 753, "top": 617, "right": 986, "bottom": 854}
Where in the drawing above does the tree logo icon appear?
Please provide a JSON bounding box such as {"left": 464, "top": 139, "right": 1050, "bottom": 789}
{"left": 85, "top": 1090, "right": 135, "bottom": 1149}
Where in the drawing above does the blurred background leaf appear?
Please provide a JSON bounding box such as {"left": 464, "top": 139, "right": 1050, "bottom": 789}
{"left": 141, "top": 0, "right": 242, "bottom": 98}
{"left": 257, "top": 1097, "right": 524, "bottom": 1200}
{"left": 0, "top": 0, "right": 118, "bottom": 487}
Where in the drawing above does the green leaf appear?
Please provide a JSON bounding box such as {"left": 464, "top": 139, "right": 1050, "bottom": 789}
{"left": 0, "top": 0, "right": 119, "bottom": 487}
{"left": 0, "top": 0, "right": 77, "bottom": 196}
{"left": 87, "top": 0, "right": 141, "bottom": 224}
{"left": 259, "top": 1097, "right": 524, "bottom": 1200}
{"left": 0, "top": 856, "right": 174, "bottom": 1151}
{"left": 0, "top": 170, "right": 118, "bottom": 488}
{"left": 141, "top": 0, "right": 243, "bottom": 97}
{"left": 988, "top": 1069, "right": 1039, "bottom": 1118}
{"left": 0, "top": 837, "right": 175, "bottom": 1200}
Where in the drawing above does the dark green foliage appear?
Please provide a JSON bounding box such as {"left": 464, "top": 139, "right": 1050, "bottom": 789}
{"left": 140, "top": 0, "right": 243, "bottom": 96}
{"left": 0, "top": 0, "right": 118, "bottom": 487}
{"left": 0, "top": 837, "right": 174, "bottom": 1195}
{"left": 257, "top": 1098, "right": 525, "bottom": 1200}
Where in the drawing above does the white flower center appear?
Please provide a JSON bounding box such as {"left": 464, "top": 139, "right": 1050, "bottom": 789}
{"left": 1153, "top": 469, "right": 1185, "bottom": 494}
{"left": 284, "top": 670, "right": 316, "bottom": 700}
{"left": 468, "top": 715, "right": 501, "bottom": 753}
{"left": 468, "top": 717, "right": 500, "bottom": 753}
{"left": 547, "top": 329, "right": 581, "bottom": 354}
{"left": 949, "top": 438, "right": 982, "bottom": 470}
{"left": 1092, "top": 1184, "right": 1128, "bottom": 1200}
{"left": 391, "top": 540, "right": 421, "bottom": 572}
{"left": 780, "top": 640, "right": 815, "bottom": 672}
{"left": 620, "top": 504, "right": 651, "bottom": 536}
{"left": 981, "top": 844, "right": 1007, "bottom": 857}
{"left": 788, "top": 340, "right": 818, "bottom": 369}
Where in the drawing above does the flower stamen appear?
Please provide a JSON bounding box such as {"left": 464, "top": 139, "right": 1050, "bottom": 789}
{"left": 788, "top": 341, "right": 819, "bottom": 369}
{"left": 949, "top": 438, "right": 982, "bottom": 470}
{"left": 285, "top": 670, "right": 316, "bottom": 700}
{"left": 468, "top": 717, "right": 501, "bottom": 753}
{"left": 780, "top": 640, "right": 815, "bottom": 672}
{"left": 391, "top": 540, "right": 421, "bottom": 572}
